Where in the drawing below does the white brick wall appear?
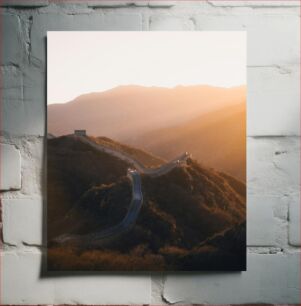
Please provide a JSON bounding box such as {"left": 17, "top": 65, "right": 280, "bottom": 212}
{"left": 289, "top": 194, "right": 301, "bottom": 246}
{"left": 0, "top": 143, "right": 21, "bottom": 191}
{"left": 2, "top": 251, "right": 151, "bottom": 304}
{"left": 163, "top": 253, "right": 300, "bottom": 304}
{"left": 1, "top": 13, "right": 25, "bottom": 65}
{"left": 0, "top": 0, "right": 299, "bottom": 304}
{"left": 2, "top": 198, "right": 43, "bottom": 246}
{"left": 248, "top": 66, "right": 300, "bottom": 135}
{"left": 0, "top": 0, "right": 49, "bottom": 6}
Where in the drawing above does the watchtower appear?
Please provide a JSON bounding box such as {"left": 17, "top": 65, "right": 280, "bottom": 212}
{"left": 74, "top": 130, "right": 86, "bottom": 136}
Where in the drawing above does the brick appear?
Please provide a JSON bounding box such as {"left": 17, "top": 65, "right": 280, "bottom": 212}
{"left": 1, "top": 66, "right": 22, "bottom": 102}
{"left": 88, "top": 0, "right": 134, "bottom": 6}
{"left": 247, "top": 195, "right": 277, "bottom": 246}
{"left": 0, "top": 143, "right": 21, "bottom": 191}
{"left": 1, "top": 65, "right": 45, "bottom": 136}
{"left": 22, "top": 66, "right": 46, "bottom": 136}
{"left": 150, "top": 16, "right": 194, "bottom": 30}
{"left": 20, "top": 137, "right": 44, "bottom": 196}
{"left": 248, "top": 66, "right": 300, "bottom": 136}
{"left": 194, "top": 13, "right": 299, "bottom": 67}
{"left": 30, "top": 13, "right": 142, "bottom": 66}
{"left": 83, "top": 0, "right": 176, "bottom": 7}
{"left": 151, "top": 274, "right": 164, "bottom": 304}
{"left": 2, "top": 13, "right": 24, "bottom": 65}
{"left": 289, "top": 194, "right": 300, "bottom": 246}
{"left": 1, "top": 66, "right": 23, "bottom": 135}
{"left": 133, "top": 1, "right": 150, "bottom": 6}
{"left": 86, "top": 1, "right": 142, "bottom": 7}
{"left": 1, "top": 26, "right": 45, "bottom": 137}
{"left": 163, "top": 253, "right": 299, "bottom": 304}
{"left": 2, "top": 198, "right": 43, "bottom": 246}
{"left": 207, "top": 0, "right": 300, "bottom": 7}
{"left": 247, "top": 137, "right": 300, "bottom": 196}
{"left": 148, "top": 1, "right": 175, "bottom": 7}
{"left": 2, "top": 251, "right": 151, "bottom": 304}
{"left": 0, "top": 0, "right": 48, "bottom": 6}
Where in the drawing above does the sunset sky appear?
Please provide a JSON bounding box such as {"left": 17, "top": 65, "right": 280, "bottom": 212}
{"left": 47, "top": 31, "right": 246, "bottom": 104}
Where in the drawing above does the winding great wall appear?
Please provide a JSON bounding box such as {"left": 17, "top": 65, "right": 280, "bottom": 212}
{"left": 54, "top": 134, "right": 190, "bottom": 247}
{"left": 78, "top": 135, "right": 190, "bottom": 177}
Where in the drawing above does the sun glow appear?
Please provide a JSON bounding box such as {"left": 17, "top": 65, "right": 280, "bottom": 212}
{"left": 47, "top": 31, "right": 246, "bottom": 104}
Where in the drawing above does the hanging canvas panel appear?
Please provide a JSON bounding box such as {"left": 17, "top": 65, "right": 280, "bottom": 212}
{"left": 47, "top": 31, "right": 247, "bottom": 271}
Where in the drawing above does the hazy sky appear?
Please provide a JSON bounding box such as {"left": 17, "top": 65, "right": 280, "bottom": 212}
{"left": 47, "top": 31, "right": 246, "bottom": 104}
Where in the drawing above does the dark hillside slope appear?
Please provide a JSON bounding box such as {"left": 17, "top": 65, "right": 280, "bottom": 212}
{"left": 90, "top": 136, "right": 165, "bottom": 167}
{"left": 48, "top": 135, "right": 166, "bottom": 239}
{"left": 48, "top": 136, "right": 246, "bottom": 271}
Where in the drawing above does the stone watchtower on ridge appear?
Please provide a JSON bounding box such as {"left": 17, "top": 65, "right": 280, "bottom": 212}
{"left": 74, "top": 130, "right": 86, "bottom": 136}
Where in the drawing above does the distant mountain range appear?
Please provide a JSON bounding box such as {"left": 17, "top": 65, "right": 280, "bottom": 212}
{"left": 48, "top": 84, "right": 246, "bottom": 180}
{"left": 127, "top": 102, "right": 246, "bottom": 181}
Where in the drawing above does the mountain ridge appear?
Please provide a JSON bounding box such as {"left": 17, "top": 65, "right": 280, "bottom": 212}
{"left": 48, "top": 84, "right": 246, "bottom": 141}
{"left": 49, "top": 84, "right": 246, "bottom": 106}
{"left": 47, "top": 135, "right": 246, "bottom": 271}
{"left": 127, "top": 102, "right": 246, "bottom": 181}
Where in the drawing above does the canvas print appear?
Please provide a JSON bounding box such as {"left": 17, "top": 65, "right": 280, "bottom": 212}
{"left": 47, "top": 31, "right": 247, "bottom": 271}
